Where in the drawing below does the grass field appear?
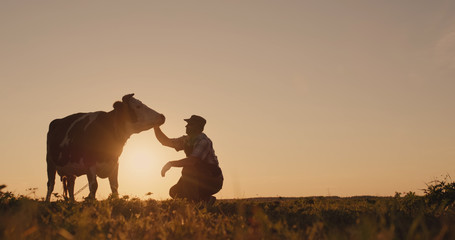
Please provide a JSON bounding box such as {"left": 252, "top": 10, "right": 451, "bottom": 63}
{"left": 1, "top": 181, "right": 455, "bottom": 240}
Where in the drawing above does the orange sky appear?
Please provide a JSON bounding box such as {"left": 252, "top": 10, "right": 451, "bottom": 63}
{"left": 1, "top": 1, "right": 454, "bottom": 200}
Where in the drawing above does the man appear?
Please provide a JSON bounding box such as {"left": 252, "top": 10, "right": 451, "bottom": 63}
{"left": 154, "top": 115, "right": 223, "bottom": 203}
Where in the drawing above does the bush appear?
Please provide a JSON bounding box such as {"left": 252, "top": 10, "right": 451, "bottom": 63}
{"left": 424, "top": 175, "right": 455, "bottom": 207}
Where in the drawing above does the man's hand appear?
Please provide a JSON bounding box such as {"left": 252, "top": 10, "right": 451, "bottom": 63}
{"left": 156, "top": 114, "right": 166, "bottom": 127}
{"left": 161, "top": 162, "right": 173, "bottom": 177}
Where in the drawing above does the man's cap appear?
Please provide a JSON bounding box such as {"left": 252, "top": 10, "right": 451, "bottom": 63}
{"left": 184, "top": 115, "right": 206, "bottom": 127}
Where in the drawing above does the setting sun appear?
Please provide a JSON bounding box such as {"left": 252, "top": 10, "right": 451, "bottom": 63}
{"left": 117, "top": 134, "right": 162, "bottom": 195}
{"left": 121, "top": 139, "right": 158, "bottom": 179}
{"left": 114, "top": 132, "right": 183, "bottom": 199}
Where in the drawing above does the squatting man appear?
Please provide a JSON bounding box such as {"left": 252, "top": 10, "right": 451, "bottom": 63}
{"left": 154, "top": 115, "right": 223, "bottom": 203}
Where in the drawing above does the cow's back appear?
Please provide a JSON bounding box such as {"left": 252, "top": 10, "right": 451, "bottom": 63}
{"left": 47, "top": 112, "right": 99, "bottom": 167}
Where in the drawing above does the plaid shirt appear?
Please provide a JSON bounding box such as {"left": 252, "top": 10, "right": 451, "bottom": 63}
{"left": 169, "top": 133, "right": 219, "bottom": 166}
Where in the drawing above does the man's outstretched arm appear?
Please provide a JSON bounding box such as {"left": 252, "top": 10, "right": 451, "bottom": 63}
{"left": 161, "top": 156, "right": 198, "bottom": 177}
{"left": 154, "top": 126, "right": 173, "bottom": 147}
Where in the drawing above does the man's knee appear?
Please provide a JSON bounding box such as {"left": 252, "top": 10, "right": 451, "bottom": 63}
{"left": 169, "top": 185, "right": 178, "bottom": 199}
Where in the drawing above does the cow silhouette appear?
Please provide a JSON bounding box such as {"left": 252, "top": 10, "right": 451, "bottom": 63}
{"left": 45, "top": 94, "right": 164, "bottom": 201}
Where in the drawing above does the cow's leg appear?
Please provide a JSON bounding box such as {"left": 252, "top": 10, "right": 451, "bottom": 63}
{"left": 45, "top": 162, "right": 56, "bottom": 202}
{"left": 62, "top": 176, "right": 69, "bottom": 200}
{"left": 67, "top": 175, "right": 76, "bottom": 201}
{"left": 108, "top": 162, "right": 119, "bottom": 198}
{"left": 86, "top": 167, "right": 98, "bottom": 200}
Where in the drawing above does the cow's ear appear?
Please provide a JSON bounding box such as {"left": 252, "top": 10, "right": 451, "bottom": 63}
{"left": 113, "top": 101, "right": 123, "bottom": 110}
{"left": 122, "top": 93, "right": 134, "bottom": 102}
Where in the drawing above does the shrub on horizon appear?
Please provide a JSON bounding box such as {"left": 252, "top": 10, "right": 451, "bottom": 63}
{"left": 424, "top": 175, "right": 455, "bottom": 207}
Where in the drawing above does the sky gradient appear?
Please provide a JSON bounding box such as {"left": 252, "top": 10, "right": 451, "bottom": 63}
{"left": 1, "top": 1, "right": 454, "bottom": 200}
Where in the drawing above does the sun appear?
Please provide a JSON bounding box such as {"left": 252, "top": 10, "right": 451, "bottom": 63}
{"left": 116, "top": 134, "right": 165, "bottom": 195}
{"left": 122, "top": 147, "right": 155, "bottom": 175}
{"left": 120, "top": 136, "right": 159, "bottom": 179}
{"left": 115, "top": 132, "right": 181, "bottom": 199}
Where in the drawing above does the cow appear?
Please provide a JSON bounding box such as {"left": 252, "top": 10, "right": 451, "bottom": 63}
{"left": 45, "top": 94, "right": 165, "bottom": 202}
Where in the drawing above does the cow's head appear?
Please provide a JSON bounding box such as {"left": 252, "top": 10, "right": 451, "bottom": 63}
{"left": 114, "top": 94, "right": 165, "bottom": 133}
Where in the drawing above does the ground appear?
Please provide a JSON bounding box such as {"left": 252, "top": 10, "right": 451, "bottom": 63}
{"left": 1, "top": 190, "right": 455, "bottom": 239}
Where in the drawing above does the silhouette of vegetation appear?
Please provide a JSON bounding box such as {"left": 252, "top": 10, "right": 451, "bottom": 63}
{"left": 1, "top": 183, "right": 455, "bottom": 239}
{"left": 424, "top": 175, "right": 455, "bottom": 208}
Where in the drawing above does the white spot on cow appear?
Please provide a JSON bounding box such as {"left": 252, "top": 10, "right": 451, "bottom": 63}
{"left": 60, "top": 112, "right": 100, "bottom": 148}
{"left": 84, "top": 113, "right": 99, "bottom": 131}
